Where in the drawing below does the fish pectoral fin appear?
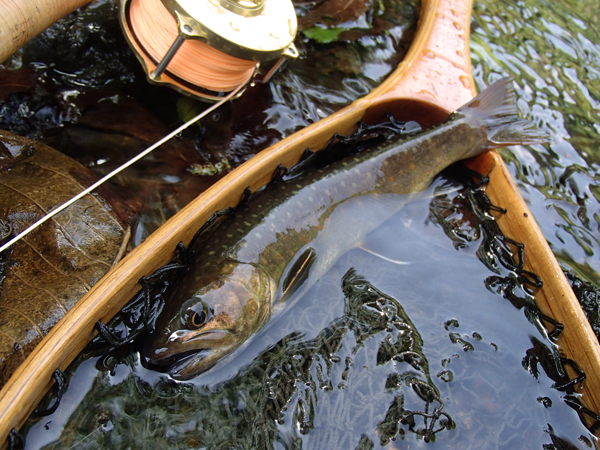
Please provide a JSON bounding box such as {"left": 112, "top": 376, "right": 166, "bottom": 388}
{"left": 281, "top": 247, "right": 317, "bottom": 302}
{"left": 357, "top": 245, "right": 411, "bottom": 265}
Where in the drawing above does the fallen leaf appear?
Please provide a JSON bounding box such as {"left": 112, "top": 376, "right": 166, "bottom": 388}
{"left": 0, "top": 130, "right": 133, "bottom": 388}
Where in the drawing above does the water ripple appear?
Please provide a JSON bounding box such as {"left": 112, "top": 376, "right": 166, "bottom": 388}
{"left": 472, "top": 0, "right": 600, "bottom": 283}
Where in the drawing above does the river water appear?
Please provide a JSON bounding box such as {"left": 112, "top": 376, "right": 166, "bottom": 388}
{"left": 2, "top": 0, "right": 599, "bottom": 448}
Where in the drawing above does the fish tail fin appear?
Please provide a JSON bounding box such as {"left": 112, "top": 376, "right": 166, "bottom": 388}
{"left": 458, "top": 77, "right": 550, "bottom": 148}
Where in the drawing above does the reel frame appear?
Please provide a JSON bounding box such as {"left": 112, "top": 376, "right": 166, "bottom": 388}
{"left": 119, "top": 0, "right": 298, "bottom": 101}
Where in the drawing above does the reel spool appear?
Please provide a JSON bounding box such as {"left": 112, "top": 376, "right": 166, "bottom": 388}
{"left": 119, "top": 0, "right": 298, "bottom": 101}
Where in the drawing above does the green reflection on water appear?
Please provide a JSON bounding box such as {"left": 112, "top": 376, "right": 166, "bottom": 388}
{"left": 471, "top": 0, "right": 600, "bottom": 284}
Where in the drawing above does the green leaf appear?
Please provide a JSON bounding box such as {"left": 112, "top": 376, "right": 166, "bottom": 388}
{"left": 302, "top": 26, "right": 347, "bottom": 44}
{"left": 176, "top": 96, "right": 204, "bottom": 123}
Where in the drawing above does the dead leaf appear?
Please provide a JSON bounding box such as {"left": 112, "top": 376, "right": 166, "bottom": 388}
{"left": 0, "top": 130, "right": 133, "bottom": 387}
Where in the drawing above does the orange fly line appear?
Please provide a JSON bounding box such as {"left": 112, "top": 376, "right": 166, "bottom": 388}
{"left": 128, "top": 0, "right": 257, "bottom": 92}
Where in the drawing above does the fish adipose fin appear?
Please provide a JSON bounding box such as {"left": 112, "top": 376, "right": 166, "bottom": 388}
{"left": 459, "top": 77, "right": 550, "bottom": 148}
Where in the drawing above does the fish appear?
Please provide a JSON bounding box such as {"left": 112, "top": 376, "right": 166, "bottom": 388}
{"left": 142, "top": 77, "right": 549, "bottom": 379}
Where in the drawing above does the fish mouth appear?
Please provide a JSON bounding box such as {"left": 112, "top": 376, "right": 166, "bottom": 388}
{"left": 166, "top": 349, "right": 216, "bottom": 380}
{"left": 167, "top": 328, "right": 231, "bottom": 344}
{"left": 142, "top": 347, "right": 217, "bottom": 379}
{"left": 142, "top": 329, "right": 234, "bottom": 379}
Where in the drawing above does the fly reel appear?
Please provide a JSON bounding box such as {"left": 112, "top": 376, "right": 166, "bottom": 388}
{"left": 119, "top": 0, "right": 298, "bottom": 101}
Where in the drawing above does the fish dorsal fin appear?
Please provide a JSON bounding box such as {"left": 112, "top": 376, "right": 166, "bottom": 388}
{"left": 458, "top": 77, "right": 550, "bottom": 147}
{"left": 280, "top": 248, "right": 317, "bottom": 303}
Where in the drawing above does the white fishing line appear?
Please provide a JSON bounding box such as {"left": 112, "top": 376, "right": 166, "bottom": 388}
{"left": 0, "top": 83, "right": 245, "bottom": 254}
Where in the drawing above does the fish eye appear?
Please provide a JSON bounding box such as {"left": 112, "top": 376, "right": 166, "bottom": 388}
{"left": 182, "top": 301, "right": 213, "bottom": 329}
{"left": 189, "top": 309, "right": 206, "bottom": 328}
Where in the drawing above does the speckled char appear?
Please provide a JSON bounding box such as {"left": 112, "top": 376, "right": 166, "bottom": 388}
{"left": 145, "top": 77, "right": 549, "bottom": 379}
{"left": 201, "top": 78, "right": 547, "bottom": 298}
{"left": 0, "top": 130, "right": 130, "bottom": 388}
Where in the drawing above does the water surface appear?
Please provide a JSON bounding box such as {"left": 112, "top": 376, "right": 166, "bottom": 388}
{"left": 1, "top": 0, "right": 599, "bottom": 447}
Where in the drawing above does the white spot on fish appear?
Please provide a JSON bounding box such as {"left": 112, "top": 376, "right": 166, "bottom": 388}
{"left": 168, "top": 330, "right": 188, "bottom": 342}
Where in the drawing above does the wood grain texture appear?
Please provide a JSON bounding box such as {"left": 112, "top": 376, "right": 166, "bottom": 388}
{"left": 465, "top": 150, "right": 600, "bottom": 432}
{"left": 0, "top": 0, "right": 599, "bottom": 445}
{"left": 0, "top": 0, "right": 93, "bottom": 63}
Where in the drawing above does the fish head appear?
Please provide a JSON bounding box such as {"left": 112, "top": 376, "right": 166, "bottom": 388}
{"left": 143, "top": 258, "right": 274, "bottom": 379}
